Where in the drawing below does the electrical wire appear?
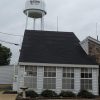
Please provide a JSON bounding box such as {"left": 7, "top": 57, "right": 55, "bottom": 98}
{"left": 0, "top": 39, "right": 20, "bottom": 46}
{"left": 0, "top": 31, "right": 23, "bottom": 37}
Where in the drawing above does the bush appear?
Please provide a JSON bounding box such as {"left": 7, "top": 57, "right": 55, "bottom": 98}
{"left": 41, "top": 90, "right": 58, "bottom": 97}
{"left": 59, "top": 91, "right": 76, "bottom": 97}
{"left": 77, "top": 90, "right": 95, "bottom": 99}
{"left": 26, "top": 90, "right": 38, "bottom": 98}
{"left": 3, "top": 90, "right": 17, "bottom": 94}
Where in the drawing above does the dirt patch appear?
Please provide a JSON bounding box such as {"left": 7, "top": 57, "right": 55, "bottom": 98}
{"left": 0, "top": 94, "right": 17, "bottom": 100}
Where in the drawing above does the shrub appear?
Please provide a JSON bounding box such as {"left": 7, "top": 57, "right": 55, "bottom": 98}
{"left": 26, "top": 90, "right": 38, "bottom": 98}
{"left": 59, "top": 91, "right": 76, "bottom": 97}
{"left": 77, "top": 90, "right": 95, "bottom": 99}
{"left": 41, "top": 90, "right": 58, "bottom": 97}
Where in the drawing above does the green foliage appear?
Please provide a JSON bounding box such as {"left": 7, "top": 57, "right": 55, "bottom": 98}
{"left": 0, "top": 44, "right": 12, "bottom": 65}
{"left": 59, "top": 91, "right": 76, "bottom": 97}
{"left": 41, "top": 90, "right": 58, "bottom": 97}
{"left": 77, "top": 90, "right": 95, "bottom": 99}
{"left": 26, "top": 90, "right": 38, "bottom": 98}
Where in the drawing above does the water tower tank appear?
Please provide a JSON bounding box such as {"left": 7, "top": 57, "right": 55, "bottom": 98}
{"left": 24, "top": 0, "right": 46, "bottom": 18}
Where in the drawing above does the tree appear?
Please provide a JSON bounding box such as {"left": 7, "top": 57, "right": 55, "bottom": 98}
{"left": 0, "top": 44, "right": 12, "bottom": 65}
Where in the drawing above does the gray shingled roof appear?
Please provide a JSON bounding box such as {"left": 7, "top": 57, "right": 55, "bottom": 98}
{"left": 19, "top": 30, "right": 97, "bottom": 65}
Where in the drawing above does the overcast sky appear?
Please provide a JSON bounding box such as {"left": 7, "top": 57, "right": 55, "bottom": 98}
{"left": 0, "top": 0, "right": 100, "bottom": 64}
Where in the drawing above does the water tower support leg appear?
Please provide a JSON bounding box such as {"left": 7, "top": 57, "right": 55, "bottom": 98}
{"left": 33, "top": 18, "right": 36, "bottom": 30}
{"left": 41, "top": 14, "right": 44, "bottom": 30}
{"left": 25, "top": 11, "right": 29, "bottom": 29}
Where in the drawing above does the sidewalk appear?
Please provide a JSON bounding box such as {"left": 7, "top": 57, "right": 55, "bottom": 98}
{"left": 0, "top": 94, "right": 17, "bottom": 100}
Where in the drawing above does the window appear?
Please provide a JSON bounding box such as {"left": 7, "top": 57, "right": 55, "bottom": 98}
{"left": 24, "top": 66, "right": 37, "bottom": 89}
{"left": 43, "top": 67, "right": 56, "bottom": 89}
{"left": 62, "top": 68, "right": 74, "bottom": 89}
{"left": 25, "top": 66, "right": 37, "bottom": 76}
{"left": 81, "top": 68, "right": 92, "bottom": 90}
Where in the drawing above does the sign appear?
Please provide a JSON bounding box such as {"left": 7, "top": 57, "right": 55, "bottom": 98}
{"left": 30, "top": 0, "right": 40, "bottom": 5}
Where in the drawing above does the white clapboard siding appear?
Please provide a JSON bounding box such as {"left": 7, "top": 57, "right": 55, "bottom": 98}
{"left": 92, "top": 68, "right": 99, "bottom": 95}
{"left": 37, "top": 66, "right": 43, "bottom": 93}
{"left": 56, "top": 67, "right": 62, "bottom": 94}
{"left": 0, "top": 65, "right": 14, "bottom": 84}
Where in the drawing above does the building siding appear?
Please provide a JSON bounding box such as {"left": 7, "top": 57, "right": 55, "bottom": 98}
{"left": 80, "top": 39, "right": 89, "bottom": 54}
{"left": 0, "top": 65, "right": 14, "bottom": 85}
{"left": 37, "top": 66, "right": 44, "bottom": 93}
{"left": 56, "top": 67, "right": 62, "bottom": 93}
{"left": 14, "top": 65, "right": 99, "bottom": 95}
{"left": 18, "top": 66, "right": 25, "bottom": 91}
{"left": 74, "top": 68, "right": 80, "bottom": 94}
{"left": 92, "top": 68, "right": 99, "bottom": 95}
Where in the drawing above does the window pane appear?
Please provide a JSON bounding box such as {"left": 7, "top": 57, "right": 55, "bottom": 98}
{"left": 71, "top": 73, "right": 74, "bottom": 78}
{"left": 81, "top": 68, "right": 84, "bottom": 73}
{"left": 67, "top": 68, "right": 70, "bottom": 72}
{"left": 43, "top": 78, "right": 56, "bottom": 89}
{"left": 52, "top": 84, "right": 56, "bottom": 89}
{"left": 62, "top": 84, "right": 66, "bottom": 89}
{"left": 89, "top": 73, "right": 92, "bottom": 78}
{"left": 85, "top": 73, "right": 88, "bottom": 78}
{"left": 44, "top": 67, "right": 48, "bottom": 71}
{"left": 81, "top": 79, "right": 84, "bottom": 85}
{"left": 44, "top": 72, "right": 47, "bottom": 77}
{"left": 24, "top": 77, "right": 37, "bottom": 89}
{"left": 89, "top": 80, "right": 92, "bottom": 84}
{"left": 81, "top": 73, "right": 84, "bottom": 78}
{"left": 81, "top": 85, "right": 84, "bottom": 90}
{"left": 62, "top": 68, "right": 74, "bottom": 89}
{"left": 52, "top": 78, "right": 56, "bottom": 83}
{"left": 67, "top": 73, "right": 70, "bottom": 78}
{"left": 67, "top": 84, "right": 71, "bottom": 89}
{"left": 85, "top": 68, "right": 88, "bottom": 73}
{"left": 71, "top": 79, "right": 74, "bottom": 83}
{"left": 88, "top": 69, "right": 92, "bottom": 73}
{"left": 43, "top": 84, "right": 47, "bottom": 89}
{"left": 62, "top": 79, "right": 66, "bottom": 83}
{"left": 48, "top": 78, "right": 51, "bottom": 83}
{"left": 33, "top": 72, "right": 37, "bottom": 76}
{"left": 63, "top": 68, "right": 66, "bottom": 73}
{"left": 81, "top": 79, "right": 92, "bottom": 90}
{"left": 48, "top": 72, "right": 52, "bottom": 77}
{"left": 71, "top": 83, "right": 74, "bottom": 89}
{"left": 52, "top": 72, "right": 56, "bottom": 77}
{"left": 63, "top": 73, "right": 66, "bottom": 77}
{"left": 89, "top": 85, "right": 92, "bottom": 90}
{"left": 66, "top": 79, "right": 71, "bottom": 84}
{"left": 84, "top": 79, "right": 88, "bottom": 84}
{"left": 71, "top": 68, "right": 74, "bottom": 73}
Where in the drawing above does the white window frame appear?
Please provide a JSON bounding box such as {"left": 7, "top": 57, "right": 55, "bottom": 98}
{"left": 62, "top": 67, "right": 74, "bottom": 90}
{"left": 24, "top": 66, "right": 37, "bottom": 89}
{"left": 43, "top": 66, "right": 56, "bottom": 89}
{"left": 80, "top": 68, "right": 92, "bottom": 90}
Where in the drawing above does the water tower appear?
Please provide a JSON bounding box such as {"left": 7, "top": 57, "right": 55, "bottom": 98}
{"left": 24, "top": 0, "right": 46, "bottom": 30}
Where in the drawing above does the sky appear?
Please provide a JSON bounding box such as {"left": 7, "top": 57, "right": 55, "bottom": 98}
{"left": 0, "top": 0, "right": 100, "bottom": 64}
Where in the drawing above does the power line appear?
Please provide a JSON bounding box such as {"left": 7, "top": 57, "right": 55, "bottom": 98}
{"left": 0, "top": 39, "right": 20, "bottom": 46}
{"left": 0, "top": 31, "right": 23, "bottom": 37}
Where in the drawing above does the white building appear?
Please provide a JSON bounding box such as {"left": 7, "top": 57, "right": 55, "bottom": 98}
{"left": 0, "top": 65, "right": 14, "bottom": 88}
{"left": 13, "top": 0, "right": 99, "bottom": 95}
{"left": 13, "top": 30, "right": 99, "bottom": 95}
